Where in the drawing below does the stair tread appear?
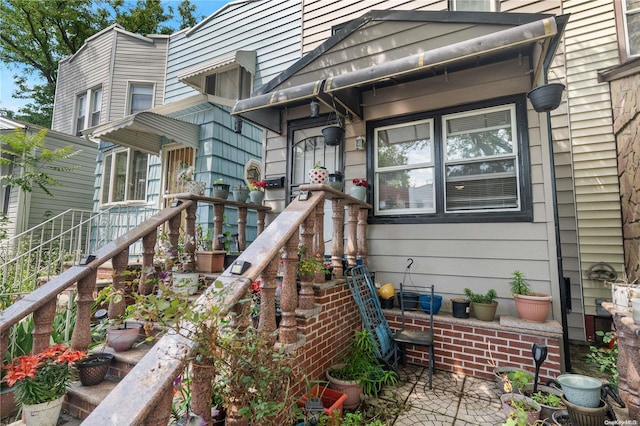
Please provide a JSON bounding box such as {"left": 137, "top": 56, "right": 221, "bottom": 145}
{"left": 94, "top": 340, "right": 155, "bottom": 364}
{"left": 67, "top": 377, "right": 120, "bottom": 405}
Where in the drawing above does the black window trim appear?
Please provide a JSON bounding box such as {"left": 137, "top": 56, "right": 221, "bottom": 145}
{"left": 365, "top": 94, "right": 532, "bottom": 225}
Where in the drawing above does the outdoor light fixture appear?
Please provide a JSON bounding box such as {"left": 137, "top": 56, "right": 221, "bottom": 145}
{"left": 532, "top": 342, "right": 548, "bottom": 393}
{"left": 310, "top": 99, "right": 320, "bottom": 118}
{"left": 355, "top": 135, "right": 365, "bottom": 150}
{"left": 217, "top": 233, "right": 227, "bottom": 247}
{"left": 233, "top": 116, "right": 243, "bottom": 133}
{"left": 304, "top": 397, "right": 324, "bottom": 425}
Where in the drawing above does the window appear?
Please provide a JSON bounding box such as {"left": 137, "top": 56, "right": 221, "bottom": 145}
{"left": 450, "top": 0, "right": 499, "bottom": 11}
{"left": 371, "top": 98, "right": 530, "bottom": 222}
{"left": 204, "top": 67, "right": 252, "bottom": 100}
{"left": 74, "top": 87, "right": 102, "bottom": 136}
{"left": 101, "top": 148, "right": 149, "bottom": 204}
{"left": 623, "top": 0, "right": 640, "bottom": 57}
{"left": 129, "top": 83, "right": 154, "bottom": 114}
{"left": 289, "top": 121, "right": 343, "bottom": 199}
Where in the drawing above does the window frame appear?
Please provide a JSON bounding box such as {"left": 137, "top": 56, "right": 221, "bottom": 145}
{"left": 449, "top": 0, "right": 500, "bottom": 12}
{"left": 203, "top": 65, "right": 253, "bottom": 100}
{"left": 366, "top": 95, "right": 532, "bottom": 225}
{"left": 127, "top": 82, "right": 155, "bottom": 115}
{"left": 622, "top": 0, "right": 640, "bottom": 58}
{"left": 74, "top": 86, "right": 102, "bottom": 136}
{"left": 100, "top": 147, "right": 150, "bottom": 206}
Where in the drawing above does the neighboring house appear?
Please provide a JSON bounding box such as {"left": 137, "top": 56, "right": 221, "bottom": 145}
{"left": 232, "top": 0, "right": 635, "bottom": 354}
{"left": 0, "top": 117, "right": 96, "bottom": 240}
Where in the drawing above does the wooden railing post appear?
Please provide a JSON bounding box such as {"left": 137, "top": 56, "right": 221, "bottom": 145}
{"left": 213, "top": 203, "right": 225, "bottom": 251}
{"left": 345, "top": 203, "right": 359, "bottom": 268}
{"left": 108, "top": 249, "right": 130, "bottom": 320}
{"left": 183, "top": 201, "right": 197, "bottom": 270}
{"left": 32, "top": 298, "right": 56, "bottom": 354}
{"left": 314, "top": 201, "right": 325, "bottom": 282}
{"left": 299, "top": 215, "right": 315, "bottom": 310}
{"left": 139, "top": 231, "right": 157, "bottom": 295}
{"left": 71, "top": 270, "right": 97, "bottom": 351}
{"left": 259, "top": 257, "right": 279, "bottom": 338}
{"left": 279, "top": 233, "right": 299, "bottom": 344}
{"left": 237, "top": 207, "right": 247, "bottom": 251}
{"left": 331, "top": 198, "right": 345, "bottom": 278}
{"left": 357, "top": 207, "right": 368, "bottom": 265}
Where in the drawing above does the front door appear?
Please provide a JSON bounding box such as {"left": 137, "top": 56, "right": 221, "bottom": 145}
{"left": 163, "top": 146, "right": 195, "bottom": 208}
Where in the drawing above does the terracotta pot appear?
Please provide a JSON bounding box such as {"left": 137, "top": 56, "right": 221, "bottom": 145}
{"left": 500, "top": 393, "right": 541, "bottom": 423}
{"left": 514, "top": 293, "right": 552, "bottom": 323}
{"left": 107, "top": 323, "right": 142, "bottom": 352}
{"left": 326, "top": 365, "right": 363, "bottom": 410}
{"left": 196, "top": 250, "right": 226, "bottom": 273}
{"left": 296, "top": 385, "right": 347, "bottom": 422}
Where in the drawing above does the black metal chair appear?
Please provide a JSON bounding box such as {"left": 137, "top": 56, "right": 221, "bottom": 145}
{"left": 393, "top": 259, "right": 436, "bottom": 390}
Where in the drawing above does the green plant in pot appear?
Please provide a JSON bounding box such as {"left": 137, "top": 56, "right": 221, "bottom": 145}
{"left": 510, "top": 270, "right": 552, "bottom": 323}
{"left": 499, "top": 369, "right": 541, "bottom": 424}
{"left": 297, "top": 245, "right": 329, "bottom": 281}
{"left": 463, "top": 288, "right": 498, "bottom": 321}
{"left": 212, "top": 178, "right": 230, "bottom": 199}
{"left": 326, "top": 330, "right": 398, "bottom": 410}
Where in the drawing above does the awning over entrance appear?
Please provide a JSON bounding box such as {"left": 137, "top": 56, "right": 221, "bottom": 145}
{"left": 232, "top": 17, "right": 560, "bottom": 134}
{"left": 178, "top": 50, "right": 257, "bottom": 92}
{"left": 87, "top": 111, "right": 200, "bottom": 154}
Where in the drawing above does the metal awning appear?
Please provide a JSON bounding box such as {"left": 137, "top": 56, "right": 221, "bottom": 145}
{"left": 87, "top": 112, "right": 200, "bottom": 154}
{"left": 178, "top": 50, "right": 257, "bottom": 92}
{"left": 231, "top": 80, "right": 356, "bottom": 134}
{"left": 232, "top": 17, "right": 559, "bottom": 134}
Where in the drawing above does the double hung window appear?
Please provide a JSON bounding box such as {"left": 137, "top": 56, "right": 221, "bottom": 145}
{"left": 101, "top": 148, "right": 149, "bottom": 204}
{"left": 372, "top": 99, "right": 529, "bottom": 222}
{"left": 75, "top": 87, "right": 102, "bottom": 136}
{"left": 129, "top": 83, "right": 154, "bottom": 114}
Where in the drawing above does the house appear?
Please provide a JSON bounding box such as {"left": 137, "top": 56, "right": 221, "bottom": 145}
{"left": 232, "top": 0, "right": 638, "bottom": 356}
{"left": 0, "top": 116, "right": 96, "bottom": 240}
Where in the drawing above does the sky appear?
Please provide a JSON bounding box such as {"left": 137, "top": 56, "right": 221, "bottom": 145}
{"left": 0, "top": 0, "right": 235, "bottom": 114}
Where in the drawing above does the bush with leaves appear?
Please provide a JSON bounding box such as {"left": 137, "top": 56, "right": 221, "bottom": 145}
{"left": 586, "top": 330, "right": 618, "bottom": 388}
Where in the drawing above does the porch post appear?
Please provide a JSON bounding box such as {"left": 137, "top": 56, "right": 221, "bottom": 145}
{"left": 71, "top": 270, "right": 97, "bottom": 351}
{"left": 331, "top": 198, "right": 345, "bottom": 277}
{"left": 32, "top": 298, "right": 56, "bottom": 354}
{"left": 279, "top": 233, "right": 299, "bottom": 344}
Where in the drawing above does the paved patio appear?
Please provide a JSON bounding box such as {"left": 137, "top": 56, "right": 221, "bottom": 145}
{"left": 381, "top": 365, "right": 506, "bottom": 425}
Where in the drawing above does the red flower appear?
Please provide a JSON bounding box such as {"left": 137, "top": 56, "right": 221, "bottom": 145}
{"left": 2, "top": 355, "right": 41, "bottom": 387}
{"left": 250, "top": 180, "right": 267, "bottom": 190}
{"left": 352, "top": 178, "right": 368, "bottom": 187}
{"left": 56, "top": 350, "right": 86, "bottom": 364}
{"left": 251, "top": 280, "right": 261, "bottom": 294}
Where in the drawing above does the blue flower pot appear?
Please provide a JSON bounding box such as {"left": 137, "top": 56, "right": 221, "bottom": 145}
{"left": 419, "top": 294, "right": 442, "bottom": 315}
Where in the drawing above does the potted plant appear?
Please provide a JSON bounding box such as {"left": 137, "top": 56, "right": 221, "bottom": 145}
{"left": 297, "top": 245, "right": 329, "bottom": 281}
{"left": 232, "top": 184, "right": 250, "bottom": 203}
{"left": 605, "top": 276, "right": 639, "bottom": 312}
{"left": 2, "top": 344, "right": 86, "bottom": 426}
{"left": 499, "top": 369, "right": 541, "bottom": 423}
{"left": 195, "top": 224, "right": 225, "bottom": 273}
{"left": 510, "top": 270, "right": 552, "bottom": 323}
{"left": 177, "top": 166, "right": 205, "bottom": 195}
{"left": 527, "top": 83, "right": 565, "bottom": 113}
{"left": 464, "top": 288, "right": 498, "bottom": 321}
{"left": 248, "top": 179, "right": 266, "bottom": 204}
{"left": 529, "top": 387, "right": 565, "bottom": 421}
{"left": 296, "top": 383, "right": 347, "bottom": 424}
{"left": 350, "top": 178, "right": 368, "bottom": 201}
{"left": 308, "top": 161, "right": 329, "bottom": 184}
{"left": 451, "top": 296, "right": 470, "bottom": 319}
{"left": 74, "top": 351, "right": 114, "bottom": 386}
{"left": 212, "top": 178, "right": 230, "bottom": 199}
{"left": 326, "top": 330, "right": 398, "bottom": 410}
{"left": 327, "top": 171, "right": 344, "bottom": 191}
{"left": 321, "top": 111, "right": 344, "bottom": 146}
{"left": 94, "top": 283, "right": 145, "bottom": 352}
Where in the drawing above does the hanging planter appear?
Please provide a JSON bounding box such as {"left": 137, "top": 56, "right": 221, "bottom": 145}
{"left": 527, "top": 83, "right": 565, "bottom": 112}
{"left": 322, "top": 126, "right": 344, "bottom": 146}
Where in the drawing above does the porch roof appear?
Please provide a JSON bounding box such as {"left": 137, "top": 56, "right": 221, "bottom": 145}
{"left": 232, "top": 11, "right": 568, "bottom": 134}
{"left": 177, "top": 50, "right": 257, "bottom": 92}
{"left": 87, "top": 111, "right": 199, "bottom": 154}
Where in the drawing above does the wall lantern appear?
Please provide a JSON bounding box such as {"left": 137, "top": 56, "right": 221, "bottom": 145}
{"left": 355, "top": 136, "right": 365, "bottom": 151}
{"left": 310, "top": 99, "right": 320, "bottom": 118}
{"left": 527, "top": 83, "right": 565, "bottom": 113}
{"left": 233, "top": 116, "right": 243, "bottom": 133}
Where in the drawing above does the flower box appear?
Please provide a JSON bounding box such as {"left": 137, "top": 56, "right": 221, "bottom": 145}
{"left": 296, "top": 385, "right": 347, "bottom": 421}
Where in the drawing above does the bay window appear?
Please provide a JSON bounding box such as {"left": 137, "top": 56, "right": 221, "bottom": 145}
{"left": 371, "top": 98, "right": 530, "bottom": 222}
{"left": 101, "top": 148, "right": 149, "bottom": 204}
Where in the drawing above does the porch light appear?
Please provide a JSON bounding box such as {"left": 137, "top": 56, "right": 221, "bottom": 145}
{"left": 532, "top": 342, "right": 548, "bottom": 393}
{"left": 310, "top": 99, "right": 320, "bottom": 118}
{"left": 355, "top": 135, "right": 365, "bottom": 150}
{"left": 233, "top": 116, "right": 243, "bottom": 133}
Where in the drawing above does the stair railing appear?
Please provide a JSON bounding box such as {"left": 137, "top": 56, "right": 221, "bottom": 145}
{"left": 0, "top": 186, "right": 371, "bottom": 425}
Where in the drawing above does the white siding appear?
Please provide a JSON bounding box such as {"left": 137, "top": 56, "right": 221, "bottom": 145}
{"left": 165, "top": 0, "right": 302, "bottom": 102}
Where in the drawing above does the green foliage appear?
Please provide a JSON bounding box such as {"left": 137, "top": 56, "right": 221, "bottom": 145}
{"left": 586, "top": 331, "right": 618, "bottom": 388}
{"left": 328, "top": 329, "right": 398, "bottom": 397}
{"left": 297, "top": 245, "right": 329, "bottom": 277}
{"left": 510, "top": 270, "right": 532, "bottom": 296}
{"left": 463, "top": 288, "right": 497, "bottom": 304}
{"left": 0, "top": 0, "right": 198, "bottom": 126}
{"left": 505, "top": 370, "right": 533, "bottom": 394}
{"left": 531, "top": 390, "right": 563, "bottom": 408}
{"left": 0, "top": 127, "right": 79, "bottom": 196}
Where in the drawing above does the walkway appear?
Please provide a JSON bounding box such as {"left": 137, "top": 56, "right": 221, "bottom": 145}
{"left": 386, "top": 365, "right": 505, "bottom": 425}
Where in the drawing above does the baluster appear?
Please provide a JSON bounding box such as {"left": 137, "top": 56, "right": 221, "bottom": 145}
{"left": 279, "top": 233, "right": 299, "bottom": 344}
{"left": 108, "top": 249, "right": 130, "bottom": 320}
{"left": 32, "top": 299, "right": 56, "bottom": 354}
{"left": 139, "top": 231, "right": 157, "bottom": 295}
{"left": 190, "top": 363, "right": 216, "bottom": 424}
{"left": 345, "top": 203, "right": 359, "bottom": 268}
{"left": 0, "top": 331, "right": 7, "bottom": 363}
{"left": 142, "top": 384, "right": 173, "bottom": 425}
{"left": 213, "top": 203, "right": 225, "bottom": 251}
{"left": 183, "top": 201, "right": 197, "bottom": 270}
{"left": 71, "top": 270, "right": 97, "bottom": 351}
{"left": 237, "top": 207, "right": 247, "bottom": 251}
{"left": 298, "top": 215, "right": 315, "bottom": 310}
{"left": 314, "top": 200, "right": 325, "bottom": 282}
{"left": 259, "top": 257, "right": 279, "bottom": 338}
{"left": 257, "top": 210, "right": 266, "bottom": 235}
{"left": 331, "top": 198, "right": 345, "bottom": 278}
{"left": 168, "top": 211, "right": 181, "bottom": 267}
{"left": 357, "top": 207, "right": 368, "bottom": 265}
